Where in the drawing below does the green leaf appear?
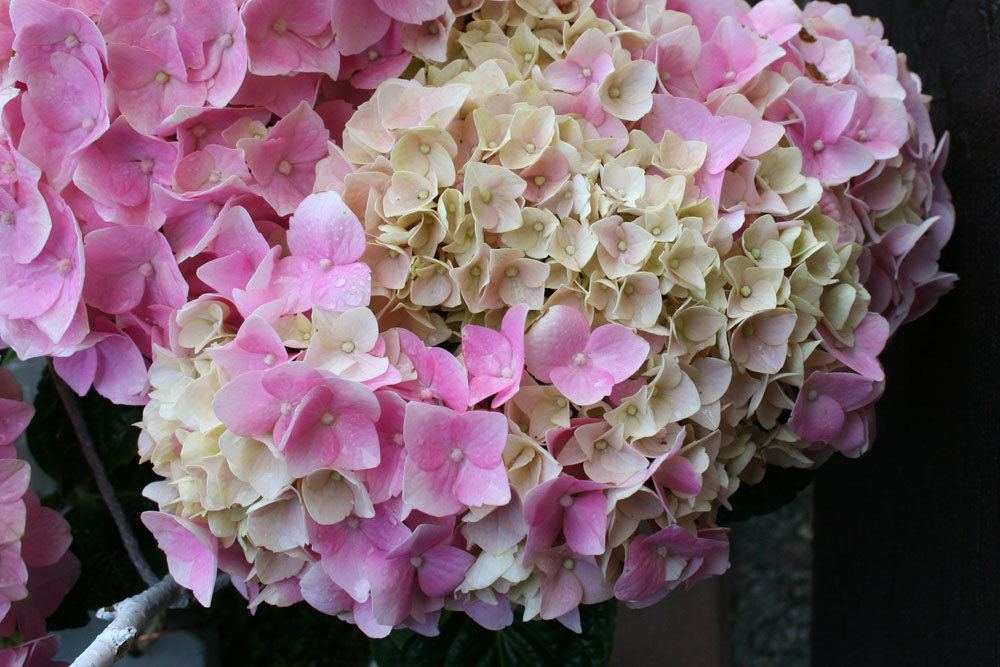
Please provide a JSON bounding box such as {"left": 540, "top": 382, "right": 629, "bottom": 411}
{"left": 371, "top": 601, "right": 617, "bottom": 667}
{"left": 717, "top": 465, "right": 815, "bottom": 525}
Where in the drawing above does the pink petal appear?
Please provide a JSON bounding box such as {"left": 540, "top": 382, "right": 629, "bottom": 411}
{"left": 585, "top": 323, "right": 650, "bottom": 384}
{"left": 540, "top": 568, "right": 583, "bottom": 620}
{"left": 402, "top": 460, "right": 462, "bottom": 517}
{"left": 374, "top": 0, "right": 446, "bottom": 24}
{"left": 453, "top": 461, "right": 510, "bottom": 509}
{"left": 550, "top": 364, "right": 615, "bottom": 406}
{"left": 213, "top": 370, "right": 281, "bottom": 437}
{"left": 524, "top": 305, "right": 590, "bottom": 382}
{"left": 563, "top": 490, "right": 607, "bottom": 556}
{"left": 141, "top": 512, "right": 218, "bottom": 606}
{"left": 417, "top": 545, "right": 474, "bottom": 597}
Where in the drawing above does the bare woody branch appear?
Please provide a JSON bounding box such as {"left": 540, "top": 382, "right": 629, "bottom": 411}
{"left": 70, "top": 576, "right": 184, "bottom": 667}
{"left": 52, "top": 369, "right": 159, "bottom": 587}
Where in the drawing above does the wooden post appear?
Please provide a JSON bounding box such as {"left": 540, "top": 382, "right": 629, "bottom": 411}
{"left": 813, "top": 2, "right": 1000, "bottom": 665}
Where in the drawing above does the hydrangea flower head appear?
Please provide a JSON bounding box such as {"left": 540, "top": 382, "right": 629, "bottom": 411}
{"left": 0, "top": 0, "right": 948, "bottom": 640}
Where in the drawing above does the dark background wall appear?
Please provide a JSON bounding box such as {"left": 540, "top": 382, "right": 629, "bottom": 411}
{"left": 813, "top": 2, "right": 1000, "bottom": 665}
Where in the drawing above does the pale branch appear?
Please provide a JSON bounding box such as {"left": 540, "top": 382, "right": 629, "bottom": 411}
{"left": 52, "top": 369, "right": 159, "bottom": 587}
{"left": 70, "top": 576, "right": 185, "bottom": 667}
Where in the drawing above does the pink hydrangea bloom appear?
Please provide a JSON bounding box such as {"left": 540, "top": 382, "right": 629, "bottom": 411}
{"left": 789, "top": 371, "right": 881, "bottom": 445}
{"left": 768, "top": 77, "right": 876, "bottom": 186}
{"left": 371, "top": 520, "right": 474, "bottom": 627}
{"left": 0, "top": 184, "right": 85, "bottom": 356}
{"left": 524, "top": 305, "right": 649, "bottom": 406}
{"left": 0, "top": 138, "right": 50, "bottom": 264}
{"left": 402, "top": 402, "right": 510, "bottom": 516}
{"left": 82, "top": 225, "right": 187, "bottom": 317}
{"left": 242, "top": 0, "right": 340, "bottom": 79}
{"left": 535, "top": 547, "right": 611, "bottom": 623}
{"left": 523, "top": 475, "right": 607, "bottom": 559}
{"left": 53, "top": 317, "right": 148, "bottom": 405}
{"left": 462, "top": 304, "right": 527, "bottom": 408}
{"left": 0, "top": 370, "right": 78, "bottom": 642}
{"left": 543, "top": 28, "right": 614, "bottom": 93}
{"left": 240, "top": 102, "right": 330, "bottom": 216}
{"left": 273, "top": 191, "right": 371, "bottom": 315}
{"left": 613, "top": 526, "right": 729, "bottom": 605}
{"left": 214, "top": 362, "right": 381, "bottom": 476}
{"left": 73, "top": 117, "right": 178, "bottom": 228}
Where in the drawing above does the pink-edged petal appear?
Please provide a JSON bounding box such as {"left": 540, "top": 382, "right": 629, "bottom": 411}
{"left": 141, "top": 512, "right": 218, "bottom": 606}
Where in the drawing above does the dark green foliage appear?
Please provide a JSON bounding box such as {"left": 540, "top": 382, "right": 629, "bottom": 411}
{"left": 27, "top": 370, "right": 163, "bottom": 630}
{"left": 371, "top": 601, "right": 617, "bottom": 667}
{"left": 179, "top": 589, "right": 371, "bottom": 667}
{"left": 718, "top": 465, "right": 815, "bottom": 525}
